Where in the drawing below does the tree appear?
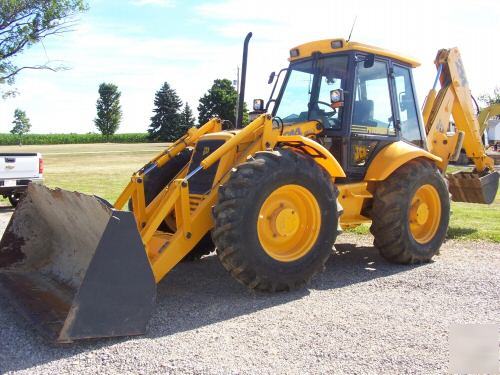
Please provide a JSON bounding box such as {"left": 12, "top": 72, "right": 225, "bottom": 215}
{"left": 10, "top": 108, "right": 31, "bottom": 144}
{"left": 180, "top": 102, "right": 195, "bottom": 130}
{"left": 479, "top": 87, "right": 500, "bottom": 107}
{"left": 148, "top": 82, "right": 183, "bottom": 141}
{"left": 0, "top": 1, "right": 88, "bottom": 96}
{"left": 197, "top": 78, "right": 248, "bottom": 127}
{"left": 94, "top": 83, "right": 122, "bottom": 137}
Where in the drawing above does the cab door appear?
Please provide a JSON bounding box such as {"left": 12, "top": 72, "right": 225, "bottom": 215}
{"left": 347, "top": 58, "right": 399, "bottom": 180}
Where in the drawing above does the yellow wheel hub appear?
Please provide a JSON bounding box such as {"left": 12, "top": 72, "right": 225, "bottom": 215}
{"left": 275, "top": 208, "right": 299, "bottom": 237}
{"left": 409, "top": 184, "right": 441, "bottom": 244}
{"left": 257, "top": 184, "right": 321, "bottom": 262}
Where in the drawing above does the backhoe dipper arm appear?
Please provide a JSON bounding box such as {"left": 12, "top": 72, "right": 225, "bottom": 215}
{"left": 422, "top": 48, "right": 494, "bottom": 173}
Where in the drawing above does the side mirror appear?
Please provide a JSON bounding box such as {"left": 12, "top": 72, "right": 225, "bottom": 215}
{"left": 268, "top": 72, "right": 276, "bottom": 84}
{"left": 364, "top": 54, "right": 375, "bottom": 68}
{"left": 330, "top": 89, "right": 344, "bottom": 108}
{"left": 253, "top": 98, "right": 265, "bottom": 111}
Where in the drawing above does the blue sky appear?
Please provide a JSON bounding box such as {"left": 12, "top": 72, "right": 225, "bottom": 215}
{"left": 1, "top": 0, "right": 499, "bottom": 134}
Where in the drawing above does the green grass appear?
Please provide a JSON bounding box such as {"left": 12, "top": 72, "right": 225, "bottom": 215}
{"left": 1, "top": 144, "right": 498, "bottom": 242}
{"left": 0, "top": 143, "right": 168, "bottom": 204}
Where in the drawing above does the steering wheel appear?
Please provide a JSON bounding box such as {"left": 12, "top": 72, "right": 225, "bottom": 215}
{"left": 316, "top": 101, "right": 337, "bottom": 117}
{"left": 312, "top": 100, "right": 340, "bottom": 128}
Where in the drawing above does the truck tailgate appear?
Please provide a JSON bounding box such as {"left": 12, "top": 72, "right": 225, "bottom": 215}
{"left": 0, "top": 153, "right": 41, "bottom": 180}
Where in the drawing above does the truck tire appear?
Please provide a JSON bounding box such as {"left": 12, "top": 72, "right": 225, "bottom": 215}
{"left": 129, "top": 148, "right": 214, "bottom": 261}
{"left": 8, "top": 193, "right": 21, "bottom": 207}
{"left": 212, "top": 149, "right": 339, "bottom": 292}
{"left": 370, "top": 159, "right": 450, "bottom": 264}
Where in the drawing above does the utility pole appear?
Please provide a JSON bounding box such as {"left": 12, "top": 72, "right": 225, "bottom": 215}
{"left": 234, "top": 65, "right": 240, "bottom": 122}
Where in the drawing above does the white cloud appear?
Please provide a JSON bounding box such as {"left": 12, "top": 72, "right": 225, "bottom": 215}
{"left": 130, "top": 0, "right": 175, "bottom": 7}
{"left": 195, "top": 0, "right": 500, "bottom": 109}
{"left": 0, "top": 21, "right": 243, "bottom": 134}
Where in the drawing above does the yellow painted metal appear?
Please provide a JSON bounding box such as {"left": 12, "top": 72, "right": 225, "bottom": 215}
{"left": 365, "top": 141, "right": 441, "bottom": 181}
{"left": 337, "top": 182, "right": 373, "bottom": 228}
{"left": 425, "top": 48, "right": 494, "bottom": 172}
{"left": 289, "top": 38, "right": 420, "bottom": 67}
{"left": 257, "top": 185, "right": 321, "bottom": 262}
{"left": 280, "top": 120, "right": 323, "bottom": 137}
{"left": 154, "top": 118, "right": 221, "bottom": 169}
{"left": 425, "top": 86, "right": 461, "bottom": 171}
{"left": 478, "top": 103, "right": 500, "bottom": 135}
{"left": 113, "top": 118, "right": 223, "bottom": 234}
{"left": 140, "top": 180, "right": 181, "bottom": 244}
{"left": 276, "top": 135, "right": 346, "bottom": 178}
{"left": 179, "top": 182, "right": 191, "bottom": 238}
{"left": 200, "top": 115, "right": 266, "bottom": 170}
{"left": 150, "top": 186, "right": 217, "bottom": 282}
{"left": 108, "top": 41, "right": 496, "bottom": 290}
{"left": 114, "top": 180, "right": 135, "bottom": 211}
{"left": 409, "top": 184, "right": 441, "bottom": 244}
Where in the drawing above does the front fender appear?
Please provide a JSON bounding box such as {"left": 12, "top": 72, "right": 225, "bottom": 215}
{"left": 365, "top": 141, "right": 441, "bottom": 181}
{"left": 276, "top": 135, "right": 346, "bottom": 178}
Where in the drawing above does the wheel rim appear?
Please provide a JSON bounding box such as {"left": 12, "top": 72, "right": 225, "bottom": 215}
{"left": 409, "top": 184, "right": 441, "bottom": 244}
{"left": 257, "top": 184, "right": 321, "bottom": 262}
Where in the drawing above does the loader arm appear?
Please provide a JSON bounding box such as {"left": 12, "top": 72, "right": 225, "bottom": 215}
{"left": 422, "top": 47, "right": 494, "bottom": 173}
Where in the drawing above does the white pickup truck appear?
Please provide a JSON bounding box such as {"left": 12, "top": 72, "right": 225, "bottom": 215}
{"left": 0, "top": 153, "right": 44, "bottom": 207}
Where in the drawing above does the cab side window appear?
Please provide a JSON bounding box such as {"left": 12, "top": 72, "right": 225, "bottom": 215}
{"left": 352, "top": 61, "right": 395, "bottom": 136}
{"left": 393, "top": 65, "right": 423, "bottom": 147}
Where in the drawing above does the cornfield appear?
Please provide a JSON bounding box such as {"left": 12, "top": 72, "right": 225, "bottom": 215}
{"left": 0, "top": 133, "right": 150, "bottom": 145}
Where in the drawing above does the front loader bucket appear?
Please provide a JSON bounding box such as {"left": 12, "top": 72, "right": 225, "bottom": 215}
{"left": 0, "top": 184, "right": 156, "bottom": 343}
{"left": 447, "top": 170, "right": 499, "bottom": 204}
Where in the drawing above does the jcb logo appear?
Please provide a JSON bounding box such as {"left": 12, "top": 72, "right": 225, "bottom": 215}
{"left": 202, "top": 146, "right": 210, "bottom": 156}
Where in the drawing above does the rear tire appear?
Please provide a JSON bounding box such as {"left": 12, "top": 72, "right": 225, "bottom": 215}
{"left": 212, "top": 149, "right": 339, "bottom": 292}
{"left": 370, "top": 159, "right": 450, "bottom": 264}
{"left": 8, "top": 193, "right": 21, "bottom": 207}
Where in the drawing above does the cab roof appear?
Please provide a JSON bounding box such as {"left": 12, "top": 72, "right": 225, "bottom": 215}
{"left": 288, "top": 38, "right": 421, "bottom": 68}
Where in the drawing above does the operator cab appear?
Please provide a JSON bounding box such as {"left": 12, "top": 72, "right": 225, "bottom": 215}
{"left": 261, "top": 38, "right": 425, "bottom": 181}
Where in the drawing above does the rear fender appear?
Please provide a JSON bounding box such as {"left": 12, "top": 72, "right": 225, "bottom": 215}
{"left": 365, "top": 141, "right": 441, "bottom": 181}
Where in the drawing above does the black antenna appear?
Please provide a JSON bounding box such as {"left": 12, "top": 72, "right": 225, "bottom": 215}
{"left": 347, "top": 16, "right": 357, "bottom": 42}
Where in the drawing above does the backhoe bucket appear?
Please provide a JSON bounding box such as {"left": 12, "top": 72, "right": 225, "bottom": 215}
{"left": 0, "top": 184, "right": 156, "bottom": 343}
{"left": 447, "top": 170, "right": 499, "bottom": 204}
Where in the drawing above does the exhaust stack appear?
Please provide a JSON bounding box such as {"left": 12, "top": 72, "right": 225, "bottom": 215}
{"left": 236, "top": 32, "right": 252, "bottom": 129}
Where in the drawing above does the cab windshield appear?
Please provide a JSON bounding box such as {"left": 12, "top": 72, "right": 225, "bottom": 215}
{"left": 275, "top": 55, "right": 349, "bottom": 129}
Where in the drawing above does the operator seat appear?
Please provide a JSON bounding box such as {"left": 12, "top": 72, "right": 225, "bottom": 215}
{"left": 353, "top": 100, "right": 376, "bottom": 126}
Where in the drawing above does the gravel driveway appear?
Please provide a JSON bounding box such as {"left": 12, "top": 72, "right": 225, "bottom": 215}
{"left": 0, "top": 207, "right": 498, "bottom": 374}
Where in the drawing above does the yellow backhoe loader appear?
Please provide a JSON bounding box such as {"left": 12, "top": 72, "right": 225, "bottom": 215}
{"left": 0, "top": 34, "right": 498, "bottom": 343}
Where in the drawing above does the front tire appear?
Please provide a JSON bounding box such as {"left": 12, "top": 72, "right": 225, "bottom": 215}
{"left": 212, "top": 149, "right": 339, "bottom": 292}
{"left": 370, "top": 159, "right": 450, "bottom": 264}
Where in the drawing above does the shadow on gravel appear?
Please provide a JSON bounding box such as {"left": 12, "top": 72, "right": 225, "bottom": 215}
{"left": 311, "top": 242, "right": 419, "bottom": 290}
{"left": 0, "top": 242, "right": 421, "bottom": 373}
